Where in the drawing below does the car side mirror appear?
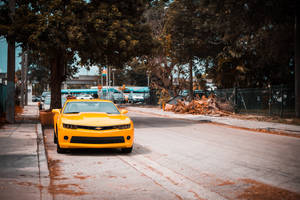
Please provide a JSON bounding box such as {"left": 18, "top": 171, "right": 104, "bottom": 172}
{"left": 120, "top": 109, "right": 128, "bottom": 114}
{"left": 52, "top": 109, "right": 61, "bottom": 114}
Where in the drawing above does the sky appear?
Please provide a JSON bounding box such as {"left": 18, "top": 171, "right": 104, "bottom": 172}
{"left": 0, "top": 38, "right": 98, "bottom": 76}
{"left": 75, "top": 66, "right": 99, "bottom": 77}
{"left": 0, "top": 38, "right": 22, "bottom": 73}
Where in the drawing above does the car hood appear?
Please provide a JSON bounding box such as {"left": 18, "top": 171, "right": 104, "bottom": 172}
{"left": 61, "top": 113, "right": 131, "bottom": 126}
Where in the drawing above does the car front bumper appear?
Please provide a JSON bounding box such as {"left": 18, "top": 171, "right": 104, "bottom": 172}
{"left": 58, "top": 127, "right": 134, "bottom": 149}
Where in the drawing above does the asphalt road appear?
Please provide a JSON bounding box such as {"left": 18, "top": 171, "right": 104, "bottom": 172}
{"left": 43, "top": 111, "right": 300, "bottom": 200}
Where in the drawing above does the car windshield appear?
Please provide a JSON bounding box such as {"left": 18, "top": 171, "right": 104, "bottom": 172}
{"left": 63, "top": 101, "right": 120, "bottom": 114}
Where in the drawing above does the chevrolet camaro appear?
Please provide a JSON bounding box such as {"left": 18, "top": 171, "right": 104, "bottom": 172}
{"left": 52, "top": 99, "right": 134, "bottom": 154}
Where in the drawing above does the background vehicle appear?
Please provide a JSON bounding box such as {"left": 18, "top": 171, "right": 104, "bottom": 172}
{"left": 128, "top": 89, "right": 150, "bottom": 103}
{"left": 41, "top": 91, "right": 50, "bottom": 102}
{"left": 61, "top": 88, "right": 98, "bottom": 97}
{"left": 32, "top": 95, "right": 41, "bottom": 102}
{"left": 40, "top": 95, "right": 67, "bottom": 110}
{"left": 76, "top": 94, "right": 93, "bottom": 100}
{"left": 41, "top": 95, "right": 51, "bottom": 110}
{"left": 99, "top": 87, "right": 117, "bottom": 102}
{"left": 128, "top": 91, "right": 146, "bottom": 103}
{"left": 112, "top": 90, "right": 125, "bottom": 104}
{"left": 123, "top": 89, "right": 131, "bottom": 103}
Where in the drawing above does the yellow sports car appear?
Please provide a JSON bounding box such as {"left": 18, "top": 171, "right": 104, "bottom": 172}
{"left": 52, "top": 99, "right": 134, "bottom": 154}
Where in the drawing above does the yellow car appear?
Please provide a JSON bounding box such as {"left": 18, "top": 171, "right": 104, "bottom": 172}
{"left": 52, "top": 99, "right": 134, "bottom": 154}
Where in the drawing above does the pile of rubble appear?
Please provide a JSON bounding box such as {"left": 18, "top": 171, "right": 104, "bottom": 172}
{"left": 165, "top": 94, "right": 230, "bottom": 116}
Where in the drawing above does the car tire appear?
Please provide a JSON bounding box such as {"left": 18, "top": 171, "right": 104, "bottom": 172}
{"left": 56, "top": 132, "right": 66, "bottom": 154}
{"left": 54, "top": 126, "right": 58, "bottom": 144}
{"left": 121, "top": 146, "right": 133, "bottom": 154}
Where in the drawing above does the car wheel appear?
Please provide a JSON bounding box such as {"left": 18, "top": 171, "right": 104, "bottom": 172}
{"left": 56, "top": 132, "right": 66, "bottom": 154}
{"left": 54, "top": 126, "right": 58, "bottom": 144}
{"left": 121, "top": 146, "right": 133, "bottom": 154}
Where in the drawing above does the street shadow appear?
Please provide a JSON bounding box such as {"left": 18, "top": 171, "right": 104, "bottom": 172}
{"left": 131, "top": 116, "right": 197, "bottom": 129}
{"left": 65, "top": 143, "right": 151, "bottom": 157}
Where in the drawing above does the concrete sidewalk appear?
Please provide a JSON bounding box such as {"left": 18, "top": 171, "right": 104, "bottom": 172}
{"left": 0, "top": 103, "right": 50, "bottom": 200}
{"left": 127, "top": 106, "right": 300, "bottom": 136}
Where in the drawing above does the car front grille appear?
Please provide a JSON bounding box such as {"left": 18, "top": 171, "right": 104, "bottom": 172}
{"left": 72, "top": 124, "right": 130, "bottom": 131}
{"left": 76, "top": 125, "right": 116, "bottom": 131}
{"left": 70, "top": 136, "right": 125, "bottom": 144}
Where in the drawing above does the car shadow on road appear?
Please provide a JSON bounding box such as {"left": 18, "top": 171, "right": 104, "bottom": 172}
{"left": 131, "top": 116, "right": 197, "bottom": 128}
{"left": 64, "top": 143, "right": 151, "bottom": 157}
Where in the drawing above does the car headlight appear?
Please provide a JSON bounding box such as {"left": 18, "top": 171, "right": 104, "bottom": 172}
{"left": 63, "top": 124, "right": 78, "bottom": 129}
{"left": 116, "top": 124, "right": 131, "bottom": 129}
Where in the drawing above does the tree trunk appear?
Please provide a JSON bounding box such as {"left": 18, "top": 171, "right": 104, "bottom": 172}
{"left": 6, "top": 39, "right": 15, "bottom": 123}
{"left": 189, "top": 59, "right": 193, "bottom": 100}
{"left": 50, "top": 54, "right": 63, "bottom": 109}
{"left": 6, "top": 0, "right": 16, "bottom": 123}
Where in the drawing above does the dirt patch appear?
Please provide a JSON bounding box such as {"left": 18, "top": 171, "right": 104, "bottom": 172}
{"left": 217, "top": 180, "right": 235, "bottom": 186}
{"left": 15, "top": 106, "right": 24, "bottom": 115}
{"left": 12, "top": 180, "right": 46, "bottom": 191}
{"left": 42, "top": 128, "right": 88, "bottom": 197}
{"left": 47, "top": 159, "right": 62, "bottom": 178}
{"left": 237, "top": 179, "right": 300, "bottom": 200}
{"left": 48, "top": 183, "right": 88, "bottom": 196}
{"left": 223, "top": 114, "right": 300, "bottom": 126}
{"left": 188, "top": 190, "right": 206, "bottom": 200}
{"left": 74, "top": 175, "right": 90, "bottom": 180}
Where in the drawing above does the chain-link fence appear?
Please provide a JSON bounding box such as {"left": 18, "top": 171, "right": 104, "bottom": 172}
{"left": 127, "top": 86, "right": 295, "bottom": 118}
{"left": 214, "top": 85, "right": 295, "bottom": 117}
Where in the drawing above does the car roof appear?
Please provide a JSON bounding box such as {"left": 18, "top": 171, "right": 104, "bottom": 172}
{"left": 65, "top": 99, "right": 113, "bottom": 103}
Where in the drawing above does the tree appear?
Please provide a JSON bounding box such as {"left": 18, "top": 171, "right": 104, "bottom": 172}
{"left": 0, "top": 0, "right": 156, "bottom": 109}
{"left": 164, "top": 0, "right": 223, "bottom": 99}
{"left": 203, "top": 0, "right": 296, "bottom": 88}
{"left": 1, "top": 0, "right": 16, "bottom": 123}
{"left": 142, "top": 1, "right": 181, "bottom": 96}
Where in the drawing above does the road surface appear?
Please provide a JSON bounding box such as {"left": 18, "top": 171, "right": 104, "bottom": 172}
{"left": 43, "top": 110, "right": 300, "bottom": 200}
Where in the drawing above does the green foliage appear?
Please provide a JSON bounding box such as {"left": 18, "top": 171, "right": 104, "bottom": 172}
{"left": 204, "top": 0, "right": 296, "bottom": 88}
{"left": 76, "top": 0, "right": 157, "bottom": 68}
{"left": 163, "top": 0, "right": 296, "bottom": 89}
{"left": 0, "top": 0, "right": 156, "bottom": 108}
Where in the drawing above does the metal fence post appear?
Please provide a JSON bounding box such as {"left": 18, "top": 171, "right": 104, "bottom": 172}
{"left": 280, "top": 84, "right": 284, "bottom": 118}
{"left": 234, "top": 87, "right": 238, "bottom": 113}
{"left": 268, "top": 84, "right": 272, "bottom": 116}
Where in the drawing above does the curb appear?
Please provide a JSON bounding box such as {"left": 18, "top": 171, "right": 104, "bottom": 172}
{"left": 36, "top": 123, "right": 50, "bottom": 187}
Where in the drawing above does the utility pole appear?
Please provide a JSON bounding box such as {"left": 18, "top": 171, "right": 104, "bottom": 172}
{"left": 112, "top": 68, "right": 116, "bottom": 86}
{"left": 296, "top": 11, "right": 300, "bottom": 118}
{"left": 6, "top": 0, "right": 16, "bottom": 123}
{"left": 147, "top": 70, "right": 151, "bottom": 87}
{"left": 189, "top": 59, "right": 194, "bottom": 101}
{"left": 106, "top": 67, "right": 108, "bottom": 87}
{"left": 108, "top": 66, "right": 110, "bottom": 86}
{"left": 20, "top": 52, "right": 25, "bottom": 107}
{"left": 101, "top": 68, "right": 103, "bottom": 86}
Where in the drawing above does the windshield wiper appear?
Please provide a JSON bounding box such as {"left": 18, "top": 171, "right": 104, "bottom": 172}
{"left": 64, "top": 112, "right": 80, "bottom": 114}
